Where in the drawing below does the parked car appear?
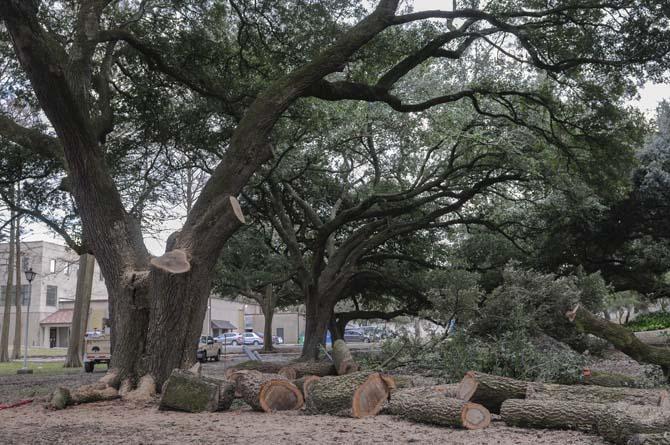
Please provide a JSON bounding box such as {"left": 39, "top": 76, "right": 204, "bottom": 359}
{"left": 258, "top": 333, "right": 284, "bottom": 344}
{"left": 197, "top": 335, "right": 221, "bottom": 362}
{"left": 343, "top": 329, "right": 371, "bottom": 343}
{"left": 242, "top": 332, "right": 263, "bottom": 345}
{"left": 215, "top": 332, "right": 242, "bottom": 345}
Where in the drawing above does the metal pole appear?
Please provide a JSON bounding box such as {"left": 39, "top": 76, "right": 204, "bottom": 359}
{"left": 21, "top": 280, "right": 31, "bottom": 371}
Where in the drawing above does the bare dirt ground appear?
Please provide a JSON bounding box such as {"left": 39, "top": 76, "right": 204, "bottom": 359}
{"left": 0, "top": 400, "right": 607, "bottom": 445}
{"left": 0, "top": 349, "right": 662, "bottom": 445}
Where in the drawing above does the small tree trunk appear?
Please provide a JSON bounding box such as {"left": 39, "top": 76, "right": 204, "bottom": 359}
{"left": 11, "top": 213, "right": 22, "bottom": 359}
{"left": 65, "top": 253, "right": 95, "bottom": 368}
{"left": 385, "top": 389, "right": 491, "bottom": 430}
{"left": 301, "top": 296, "right": 333, "bottom": 360}
{"left": 0, "top": 206, "right": 16, "bottom": 362}
{"left": 262, "top": 284, "right": 275, "bottom": 353}
{"left": 305, "top": 372, "right": 391, "bottom": 418}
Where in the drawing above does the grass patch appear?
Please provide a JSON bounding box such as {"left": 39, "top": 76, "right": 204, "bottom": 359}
{"left": 0, "top": 361, "right": 82, "bottom": 376}
{"left": 6, "top": 347, "right": 67, "bottom": 358}
{"left": 626, "top": 312, "right": 670, "bottom": 332}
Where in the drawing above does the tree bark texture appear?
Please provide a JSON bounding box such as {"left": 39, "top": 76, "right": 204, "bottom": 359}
{"left": 301, "top": 294, "right": 336, "bottom": 360}
{"left": 333, "top": 339, "right": 359, "bottom": 375}
{"left": 65, "top": 253, "right": 95, "bottom": 368}
{"left": 11, "top": 213, "right": 21, "bottom": 359}
{"left": 567, "top": 305, "right": 670, "bottom": 376}
{"left": 262, "top": 284, "right": 276, "bottom": 352}
{"left": 456, "top": 371, "right": 528, "bottom": 413}
{"left": 527, "top": 382, "right": 670, "bottom": 408}
{"left": 236, "top": 372, "right": 303, "bottom": 412}
{"left": 224, "top": 361, "right": 286, "bottom": 378}
{"left": 281, "top": 361, "right": 337, "bottom": 378}
{"left": 628, "top": 433, "right": 670, "bottom": 445}
{"left": 583, "top": 369, "right": 648, "bottom": 388}
{"left": 385, "top": 389, "right": 491, "bottom": 429}
{"left": 501, "top": 399, "right": 670, "bottom": 445}
{"left": 159, "top": 369, "right": 221, "bottom": 413}
{"left": 293, "top": 375, "right": 321, "bottom": 399}
{"left": 305, "top": 371, "right": 391, "bottom": 418}
{"left": 0, "top": 205, "right": 16, "bottom": 362}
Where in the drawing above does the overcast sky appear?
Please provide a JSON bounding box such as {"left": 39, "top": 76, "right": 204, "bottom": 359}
{"left": 23, "top": 0, "right": 670, "bottom": 254}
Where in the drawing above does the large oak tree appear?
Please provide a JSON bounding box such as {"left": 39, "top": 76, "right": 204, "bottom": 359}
{"left": 0, "top": 0, "right": 668, "bottom": 391}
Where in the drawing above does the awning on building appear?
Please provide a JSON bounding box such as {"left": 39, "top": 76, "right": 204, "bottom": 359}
{"left": 211, "top": 319, "right": 236, "bottom": 330}
{"left": 40, "top": 309, "right": 74, "bottom": 325}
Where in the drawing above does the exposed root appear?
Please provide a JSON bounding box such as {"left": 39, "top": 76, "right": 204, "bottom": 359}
{"left": 118, "top": 378, "right": 133, "bottom": 398}
{"left": 98, "top": 369, "right": 120, "bottom": 389}
{"left": 123, "top": 375, "right": 157, "bottom": 403}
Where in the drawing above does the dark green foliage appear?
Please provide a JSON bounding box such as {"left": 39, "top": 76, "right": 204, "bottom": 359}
{"left": 626, "top": 312, "right": 670, "bottom": 332}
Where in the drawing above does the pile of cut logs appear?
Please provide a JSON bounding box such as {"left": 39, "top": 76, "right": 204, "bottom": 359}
{"left": 155, "top": 340, "right": 670, "bottom": 444}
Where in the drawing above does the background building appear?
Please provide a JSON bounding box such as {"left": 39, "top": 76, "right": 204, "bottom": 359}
{"left": 1, "top": 240, "right": 307, "bottom": 347}
{"left": 0, "top": 241, "right": 107, "bottom": 348}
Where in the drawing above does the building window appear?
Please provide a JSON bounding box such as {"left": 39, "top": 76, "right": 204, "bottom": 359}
{"left": 0, "top": 286, "right": 5, "bottom": 305}
{"left": 49, "top": 259, "right": 56, "bottom": 273}
{"left": 46, "top": 285, "right": 57, "bottom": 306}
{"left": 22, "top": 256, "right": 29, "bottom": 272}
{"left": 20, "top": 285, "right": 30, "bottom": 306}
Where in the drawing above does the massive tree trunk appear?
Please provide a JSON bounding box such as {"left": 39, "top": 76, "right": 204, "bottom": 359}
{"left": 11, "top": 213, "right": 22, "bottom": 359}
{"left": 65, "top": 253, "right": 95, "bottom": 368}
{"left": 0, "top": 205, "right": 16, "bottom": 362}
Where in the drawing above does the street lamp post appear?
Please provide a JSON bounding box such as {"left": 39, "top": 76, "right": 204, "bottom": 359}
{"left": 18, "top": 267, "right": 36, "bottom": 375}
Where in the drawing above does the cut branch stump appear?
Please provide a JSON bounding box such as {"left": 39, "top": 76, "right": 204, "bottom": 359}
{"left": 236, "top": 372, "right": 303, "bottom": 412}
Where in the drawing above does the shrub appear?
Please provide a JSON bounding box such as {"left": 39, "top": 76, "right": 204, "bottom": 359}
{"left": 626, "top": 312, "right": 670, "bottom": 332}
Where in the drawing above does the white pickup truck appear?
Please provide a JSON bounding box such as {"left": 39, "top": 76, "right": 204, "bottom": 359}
{"left": 197, "top": 335, "right": 221, "bottom": 362}
{"left": 83, "top": 333, "right": 111, "bottom": 372}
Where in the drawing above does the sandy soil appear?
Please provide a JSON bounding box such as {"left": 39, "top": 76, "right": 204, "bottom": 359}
{"left": 0, "top": 400, "right": 607, "bottom": 445}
